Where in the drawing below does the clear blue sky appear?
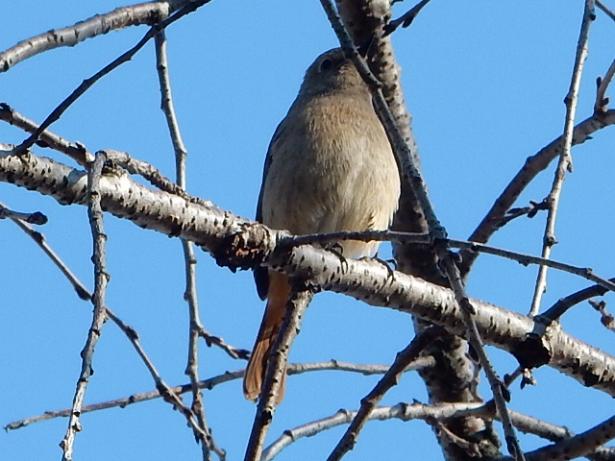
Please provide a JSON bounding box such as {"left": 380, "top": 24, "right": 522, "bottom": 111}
{"left": 2, "top": 1, "right": 614, "bottom": 460}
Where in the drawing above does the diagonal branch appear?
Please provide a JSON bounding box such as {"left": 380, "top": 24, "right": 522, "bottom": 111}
{"left": 461, "top": 108, "right": 615, "bottom": 275}
{"left": 0, "top": 1, "right": 179, "bottom": 72}
{"left": 243, "top": 290, "right": 313, "bottom": 461}
{"left": 327, "top": 326, "right": 444, "bottom": 461}
{"left": 521, "top": 414, "right": 615, "bottom": 461}
{"left": 1, "top": 149, "right": 614, "bottom": 396}
{"left": 12, "top": 0, "right": 213, "bottom": 155}
{"left": 529, "top": 0, "right": 596, "bottom": 317}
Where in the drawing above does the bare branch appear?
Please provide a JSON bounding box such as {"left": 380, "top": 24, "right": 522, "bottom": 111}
{"left": 154, "top": 29, "right": 222, "bottom": 461}
{"left": 448, "top": 239, "right": 615, "bottom": 294}
{"left": 60, "top": 153, "right": 110, "bottom": 461}
{"left": 3, "top": 203, "right": 90, "bottom": 300}
{"left": 197, "top": 326, "right": 250, "bottom": 360}
{"left": 286, "top": 229, "right": 615, "bottom": 295}
{"left": 265, "top": 402, "right": 487, "bottom": 461}
{"left": 327, "top": 326, "right": 444, "bottom": 461}
{"left": 0, "top": 1, "right": 177, "bottom": 73}
{"left": 4, "top": 359, "right": 435, "bottom": 431}
{"left": 265, "top": 402, "right": 615, "bottom": 461}
{"left": 0, "top": 202, "right": 47, "bottom": 224}
{"left": 384, "top": 0, "right": 433, "bottom": 35}
{"left": 12, "top": 0, "right": 213, "bottom": 155}
{"left": 0, "top": 104, "right": 215, "bottom": 206}
{"left": 520, "top": 415, "right": 615, "bottom": 461}
{"left": 440, "top": 254, "right": 524, "bottom": 460}
{"left": 1, "top": 150, "right": 614, "bottom": 396}
{"left": 541, "top": 279, "right": 615, "bottom": 322}
{"left": 461, "top": 109, "right": 615, "bottom": 275}
{"left": 529, "top": 0, "right": 596, "bottom": 317}
{"left": 0, "top": 103, "right": 91, "bottom": 165}
{"left": 244, "top": 290, "right": 313, "bottom": 461}
{"left": 595, "top": 59, "right": 615, "bottom": 113}
{"left": 596, "top": 0, "right": 615, "bottom": 21}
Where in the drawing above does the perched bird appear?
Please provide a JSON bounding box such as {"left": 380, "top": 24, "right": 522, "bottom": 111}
{"left": 244, "top": 48, "right": 401, "bottom": 402}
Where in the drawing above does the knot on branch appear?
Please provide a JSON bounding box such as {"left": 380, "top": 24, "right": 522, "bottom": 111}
{"left": 511, "top": 332, "right": 552, "bottom": 369}
{"left": 212, "top": 222, "right": 276, "bottom": 272}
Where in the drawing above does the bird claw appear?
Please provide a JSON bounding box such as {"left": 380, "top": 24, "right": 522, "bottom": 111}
{"left": 360, "top": 254, "right": 396, "bottom": 283}
{"left": 326, "top": 243, "right": 349, "bottom": 273}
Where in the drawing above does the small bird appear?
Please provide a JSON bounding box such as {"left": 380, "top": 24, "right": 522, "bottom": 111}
{"left": 244, "top": 48, "right": 401, "bottom": 402}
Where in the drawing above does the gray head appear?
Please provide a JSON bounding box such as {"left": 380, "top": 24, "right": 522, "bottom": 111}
{"left": 298, "top": 48, "right": 368, "bottom": 98}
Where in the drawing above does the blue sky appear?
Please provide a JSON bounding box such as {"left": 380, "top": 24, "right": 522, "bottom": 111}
{"left": 1, "top": 1, "right": 614, "bottom": 460}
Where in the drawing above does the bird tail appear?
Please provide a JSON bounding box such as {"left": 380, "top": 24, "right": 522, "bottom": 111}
{"left": 243, "top": 272, "right": 291, "bottom": 403}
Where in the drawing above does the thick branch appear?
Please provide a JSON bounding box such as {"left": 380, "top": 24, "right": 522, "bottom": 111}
{"left": 1, "top": 149, "right": 614, "bottom": 396}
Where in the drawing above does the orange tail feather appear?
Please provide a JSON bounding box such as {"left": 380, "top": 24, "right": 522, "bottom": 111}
{"left": 244, "top": 272, "right": 291, "bottom": 403}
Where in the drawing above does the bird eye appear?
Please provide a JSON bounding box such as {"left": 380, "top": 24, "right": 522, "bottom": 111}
{"left": 319, "top": 58, "right": 333, "bottom": 72}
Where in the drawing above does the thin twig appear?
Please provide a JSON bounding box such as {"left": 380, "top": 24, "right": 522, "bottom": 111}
{"left": 281, "top": 229, "right": 430, "bottom": 248}
{"left": 595, "top": 58, "right": 615, "bottom": 113}
{"left": 3, "top": 203, "right": 91, "bottom": 300}
{"left": 265, "top": 402, "right": 486, "bottom": 461}
{"left": 541, "top": 279, "right": 615, "bottom": 322}
{"left": 461, "top": 108, "right": 615, "bottom": 276}
{"left": 497, "top": 199, "right": 549, "bottom": 228}
{"left": 154, "top": 30, "right": 223, "bottom": 461}
{"left": 60, "top": 152, "right": 110, "bottom": 461}
{"left": 287, "top": 228, "right": 615, "bottom": 297}
{"left": 0, "top": 1, "right": 177, "bottom": 72}
{"left": 439, "top": 254, "right": 525, "bottom": 461}
{"left": 4, "top": 358, "right": 435, "bottom": 432}
{"left": 12, "top": 0, "right": 213, "bottom": 155}
{"left": 520, "top": 415, "right": 615, "bottom": 461}
{"left": 529, "top": 0, "right": 595, "bottom": 317}
{"left": 588, "top": 299, "right": 615, "bottom": 332}
{"left": 0, "top": 105, "right": 215, "bottom": 207}
{"left": 105, "top": 309, "right": 213, "bottom": 442}
{"left": 197, "top": 326, "right": 250, "bottom": 360}
{"left": 448, "top": 239, "right": 615, "bottom": 294}
{"left": 327, "top": 326, "right": 444, "bottom": 461}
{"left": 0, "top": 202, "right": 47, "bottom": 224}
{"left": 596, "top": 0, "right": 615, "bottom": 21}
{"left": 0, "top": 102, "right": 90, "bottom": 165}
{"left": 384, "top": 0, "right": 432, "bottom": 36}
{"left": 244, "top": 290, "right": 313, "bottom": 461}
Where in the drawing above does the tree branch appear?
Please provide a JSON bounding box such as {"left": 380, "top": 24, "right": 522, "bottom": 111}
{"left": 154, "top": 29, "right": 223, "bottom": 461}
{"left": 11, "top": 0, "right": 213, "bottom": 155}
{"left": 244, "top": 290, "right": 313, "bottom": 461}
{"left": 461, "top": 108, "right": 615, "bottom": 275}
{"left": 327, "top": 326, "right": 444, "bottom": 460}
{"left": 60, "top": 153, "right": 110, "bottom": 461}
{"left": 529, "top": 0, "right": 596, "bottom": 317}
{"left": 1, "top": 148, "right": 614, "bottom": 396}
{"left": 5, "top": 358, "right": 435, "bottom": 431}
{"left": 0, "top": 1, "right": 184, "bottom": 73}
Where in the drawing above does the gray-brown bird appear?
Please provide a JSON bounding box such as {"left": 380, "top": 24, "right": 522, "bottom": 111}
{"left": 244, "top": 48, "right": 401, "bottom": 402}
